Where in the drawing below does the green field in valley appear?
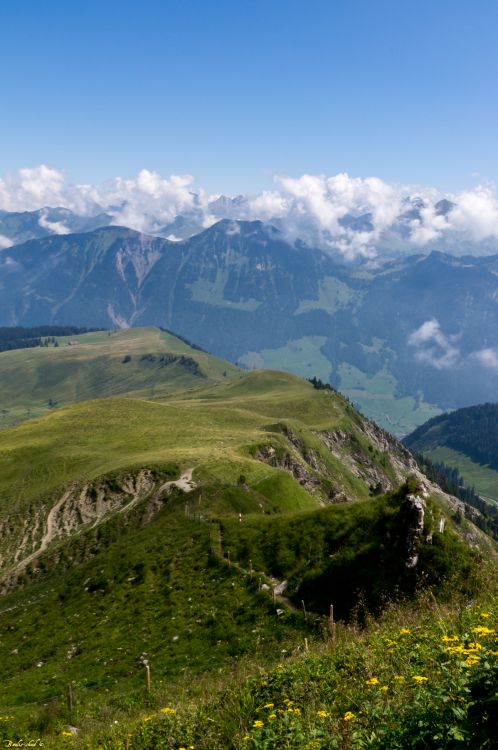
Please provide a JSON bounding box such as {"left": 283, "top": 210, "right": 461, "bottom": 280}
{"left": 427, "top": 445, "right": 498, "bottom": 505}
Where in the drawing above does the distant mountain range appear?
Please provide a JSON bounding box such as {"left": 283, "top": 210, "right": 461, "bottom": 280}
{"left": 2, "top": 194, "right": 498, "bottom": 258}
{"left": 2, "top": 219, "right": 498, "bottom": 434}
{"left": 0, "top": 207, "right": 113, "bottom": 247}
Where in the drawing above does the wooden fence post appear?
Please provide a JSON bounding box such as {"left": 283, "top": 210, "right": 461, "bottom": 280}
{"left": 329, "top": 604, "right": 336, "bottom": 645}
{"left": 66, "top": 684, "right": 73, "bottom": 714}
{"left": 145, "top": 664, "right": 151, "bottom": 692}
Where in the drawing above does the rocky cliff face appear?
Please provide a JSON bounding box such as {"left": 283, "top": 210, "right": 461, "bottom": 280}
{"left": 254, "top": 417, "right": 495, "bottom": 561}
{"left": 402, "top": 494, "right": 427, "bottom": 569}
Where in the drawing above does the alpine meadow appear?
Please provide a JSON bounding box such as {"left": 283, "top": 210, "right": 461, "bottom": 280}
{"left": 3, "top": 1, "right": 498, "bottom": 748}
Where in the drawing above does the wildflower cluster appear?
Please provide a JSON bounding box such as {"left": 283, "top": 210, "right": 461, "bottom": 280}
{"left": 240, "top": 699, "right": 324, "bottom": 748}
{"left": 121, "top": 704, "right": 196, "bottom": 750}
{"left": 234, "top": 608, "right": 498, "bottom": 749}
{"left": 116, "top": 607, "right": 498, "bottom": 750}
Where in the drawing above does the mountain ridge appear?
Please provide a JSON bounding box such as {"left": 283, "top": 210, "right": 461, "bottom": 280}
{"left": 0, "top": 326, "right": 495, "bottom": 748}
{"left": 2, "top": 222, "right": 498, "bottom": 434}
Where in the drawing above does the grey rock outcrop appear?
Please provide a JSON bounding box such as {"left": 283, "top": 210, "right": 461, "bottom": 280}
{"left": 403, "top": 494, "right": 426, "bottom": 569}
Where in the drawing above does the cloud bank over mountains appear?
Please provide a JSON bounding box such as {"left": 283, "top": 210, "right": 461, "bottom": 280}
{"left": 408, "top": 317, "right": 498, "bottom": 374}
{"left": 2, "top": 165, "right": 498, "bottom": 259}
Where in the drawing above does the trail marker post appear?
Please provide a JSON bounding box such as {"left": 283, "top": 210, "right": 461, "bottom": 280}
{"left": 329, "top": 604, "right": 336, "bottom": 645}
{"left": 66, "top": 684, "right": 73, "bottom": 714}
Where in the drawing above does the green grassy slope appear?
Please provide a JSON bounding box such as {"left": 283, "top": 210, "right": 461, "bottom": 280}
{"left": 243, "top": 340, "right": 443, "bottom": 437}
{"left": 0, "top": 468, "right": 483, "bottom": 748}
{"left": 119, "top": 591, "right": 498, "bottom": 750}
{"left": 0, "top": 327, "right": 239, "bottom": 427}
{"left": 0, "top": 493, "right": 310, "bottom": 719}
{"left": 0, "top": 341, "right": 492, "bottom": 748}
{"left": 427, "top": 446, "right": 498, "bottom": 505}
{"left": 0, "top": 366, "right": 410, "bottom": 541}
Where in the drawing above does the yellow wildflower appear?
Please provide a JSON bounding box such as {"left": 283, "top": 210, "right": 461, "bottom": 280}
{"left": 480, "top": 612, "right": 491, "bottom": 618}
{"left": 343, "top": 711, "right": 355, "bottom": 721}
{"left": 263, "top": 702, "right": 274, "bottom": 709}
{"left": 445, "top": 644, "right": 466, "bottom": 655}
{"left": 143, "top": 716, "right": 153, "bottom": 722}
{"left": 317, "top": 710, "right": 329, "bottom": 718}
{"left": 472, "top": 626, "right": 496, "bottom": 636}
{"left": 400, "top": 628, "right": 411, "bottom": 635}
{"left": 442, "top": 635, "right": 459, "bottom": 642}
{"left": 381, "top": 685, "right": 389, "bottom": 692}
{"left": 61, "top": 731, "right": 73, "bottom": 737}
{"left": 160, "top": 706, "right": 176, "bottom": 714}
{"left": 268, "top": 713, "right": 277, "bottom": 721}
{"left": 394, "top": 675, "right": 405, "bottom": 681}
{"left": 253, "top": 720, "right": 264, "bottom": 728}
{"left": 366, "top": 677, "right": 379, "bottom": 685}
{"left": 412, "top": 675, "right": 428, "bottom": 683}
{"left": 465, "top": 656, "right": 480, "bottom": 667}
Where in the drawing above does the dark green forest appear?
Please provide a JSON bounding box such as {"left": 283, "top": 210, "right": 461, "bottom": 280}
{"left": 0, "top": 326, "right": 100, "bottom": 353}
{"left": 405, "top": 403, "right": 498, "bottom": 470}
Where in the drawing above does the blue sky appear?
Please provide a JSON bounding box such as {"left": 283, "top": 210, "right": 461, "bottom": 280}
{"left": 1, "top": 0, "right": 498, "bottom": 193}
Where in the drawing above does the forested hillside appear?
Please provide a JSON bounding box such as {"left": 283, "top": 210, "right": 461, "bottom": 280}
{"left": 0, "top": 326, "right": 99, "bottom": 352}
{"left": 406, "top": 404, "right": 498, "bottom": 470}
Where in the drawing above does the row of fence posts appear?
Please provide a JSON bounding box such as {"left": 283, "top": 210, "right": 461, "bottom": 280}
{"left": 223, "top": 546, "right": 337, "bottom": 651}
{"left": 186, "top": 503, "right": 338, "bottom": 651}
{"left": 62, "top": 603, "right": 336, "bottom": 744}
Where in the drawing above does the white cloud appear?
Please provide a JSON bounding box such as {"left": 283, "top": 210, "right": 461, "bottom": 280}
{"left": 472, "top": 347, "right": 498, "bottom": 370}
{"left": 3, "top": 165, "right": 498, "bottom": 258}
{"left": 225, "top": 221, "right": 241, "bottom": 236}
{"left": 447, "top": 185, "right": 498, "bottom": 240}
{"left": 247, "top": 190, "right": 289, "bottom": 219}
{"left": 0, "top": 165, "right": 209, "bottom": 235}
{"left": 0, "top": 234, "right": 13, "bottom": 250}
{"left": 264, "top": 173, "right": 401, "bottom": 258}
{"left": 38, "top": 213, "right": 70, "bottom": 235}
{"left": 0, "top": 165, "right": 99, "bottom": 214}
{"left": 409, "top": 205, "right": 449, "bottom": 244}
{"left": 100, "top": 170, "right": 211, "bottom": 233}
{"left": 408, "top": 319, "right": 460, "bottom": 369}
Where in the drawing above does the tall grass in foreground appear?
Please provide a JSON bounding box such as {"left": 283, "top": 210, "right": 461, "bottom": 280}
{"left": 18, "top": 571, "right": 496, "bottom": 750}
